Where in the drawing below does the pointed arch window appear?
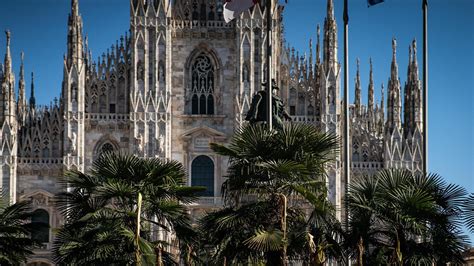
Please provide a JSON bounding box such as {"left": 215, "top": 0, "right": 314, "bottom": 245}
{"left": 191, "top": 54, "right": 215, "bottom": 115}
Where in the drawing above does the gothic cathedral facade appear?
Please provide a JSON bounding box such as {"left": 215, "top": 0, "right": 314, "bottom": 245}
{"left": 0, "top": 0, "right": 423, "bottom": 264}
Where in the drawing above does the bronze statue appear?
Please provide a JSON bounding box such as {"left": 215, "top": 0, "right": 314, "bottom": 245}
{"left": 245, "top": 79, "right": 291, "bottom": 129}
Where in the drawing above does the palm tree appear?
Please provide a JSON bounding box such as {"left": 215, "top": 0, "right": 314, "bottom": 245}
{"left": 53, "top": 152, "right": 204, "bottom": 265}
{"left": 0, "top": 199, "right": 46, "bottom": 265}
{"left": 346, "top": 169, "right": 468, "bottom": 265}
{"left": 464, "top": 193, "right": 474, "bottom": 234}
{"left": 204, "top": 123, "right": 341, "bottom": 265}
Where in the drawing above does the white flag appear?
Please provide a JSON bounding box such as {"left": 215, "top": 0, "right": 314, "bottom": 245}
{"left": 223, "top": 0, "right": 258, "bottom": 23}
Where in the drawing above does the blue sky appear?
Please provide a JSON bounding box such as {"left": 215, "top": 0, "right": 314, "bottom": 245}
{"left": 0, "top": 0, "right": 473, "bottom": 241}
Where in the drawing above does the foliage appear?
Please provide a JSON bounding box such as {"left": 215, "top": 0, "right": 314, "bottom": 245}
{"left": 199, "top": 123, "right": 342, "bottom": 265}
{"left": 53, "top": 152, "right": 204, "bottom": 265}
{"left": 463, "top": 193, "right": 474, "bottom": 234}
{"left": 346, "top": 169, "right": 469, "bottom": 265}
{"left": 0, "top": 199, "right": 47, "bottom": 265}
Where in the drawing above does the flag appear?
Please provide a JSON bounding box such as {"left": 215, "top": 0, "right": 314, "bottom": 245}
{"left": 223, "top": 0, "right": 258, "bottom": 23}
{"left": 367, "top": 0, "right": 384, "bottom": 6}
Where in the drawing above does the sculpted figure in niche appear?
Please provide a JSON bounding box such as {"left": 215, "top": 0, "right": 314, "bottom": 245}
{"left": 158, "top": 134, "right": 165, "bottom": 154}
{"left": 69, "top": 132, "right": 77, "bottom": 154}
{"left": 159, "top": 63, "right": 165, "bottom": 83}
{"left": 137, "top": 60, "right": 145, "bottom": 81}
{"left": 136, "top": 134, "right": 144, "bottom": 153}
{"left": 72, "top": 84, "right": 78, "bottom": 102}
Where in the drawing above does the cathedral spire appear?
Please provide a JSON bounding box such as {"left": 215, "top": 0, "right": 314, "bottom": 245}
{"left": 381, "top": 83, "right": 384, "bottom": 113}
{"left": 316, "top": 24, "right": 321, "bottom": 65}
{"left": 323, "top": 0, "right": 338, "bottom": 73}
{"left": 29, "top": 72, "right": 36, "bottom": 110}
{"left": 411, "top": 39, "right": 422, "bottom": 131}
{"left": 4, "top": 30, "right": 12, "bottom": 75}
{"left": 354, "top": 58, "right": 361, "bottom": 116}
{"left": 404, "top": 44, "right": 413, "bottom": 136}
{"left": 67, "top": 0, "right": 84, "bottom": 68}
{"left": 17, "top": 52, "right": 27, "bottom": 120}
{"left": 368, "top": 57, "right": 374, "bottom": 112}
{"left": 327, "top": 0, "right": 334, "bottom": 20}
{"left": 1, "top": 30, "right": 16, "bottom": 124}
{"left": 72, "top": 0, "right": 79, "bottom": 17}
{"left": 387, "top": 38, "right": 401, "bottom": 133}
{"left": 391, "top": 37, "right": 398, "bottom": 79}
{"left": 411, "top": 39, "right": 419, "bottom": 77}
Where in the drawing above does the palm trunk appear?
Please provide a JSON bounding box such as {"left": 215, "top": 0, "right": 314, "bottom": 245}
{"left": 186, "top": 244, "right": 192, "bottom": 266}
{"left": 156, "top": 244, "right": 163, "bottom": 266}
{"left": 280, "top": 194, "right": 288, "bottom": 266}
{"left": 395, "top": 230, "right": 403, "bottom": 266}
{"left": 136, "top": 192, "right": 143, "bottom": 266}
{"left": 357, "top": 236, "right": 364, "bottom": 266}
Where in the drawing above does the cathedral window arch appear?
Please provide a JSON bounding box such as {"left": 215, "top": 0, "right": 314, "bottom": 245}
{"left": 191, "top": 155, "right": 214, "bottom": 197}
{"left": 189, "top": 53, "right": 215, "bottom": 115}
{"left": 93, "top": 139, "right": 118, "bottom": 161}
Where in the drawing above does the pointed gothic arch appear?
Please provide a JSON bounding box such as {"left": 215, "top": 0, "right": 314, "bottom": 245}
{"left": 93, "top": 135, "right": 120, "bottom": 160}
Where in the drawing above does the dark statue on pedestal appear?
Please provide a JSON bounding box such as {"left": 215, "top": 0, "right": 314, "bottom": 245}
{"left": 245, "top": 80, "right": 291, "bottom": 129}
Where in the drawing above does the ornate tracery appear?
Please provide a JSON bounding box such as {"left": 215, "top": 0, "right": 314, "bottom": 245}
{"left": 191, "top": 53, "right": 215, "bottom": 115}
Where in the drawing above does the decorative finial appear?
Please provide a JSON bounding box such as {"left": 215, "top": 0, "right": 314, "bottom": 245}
{"left": 357, "top": 58, "right": 360, "bottom": 70}
{"left": 317, "top": 24, "right": 320, "bottom": 36}
{"left": 21, "top": 51, "right": 24, "bottom": 62}
{"left": 370, "top": 57, "right": 373, "bottom": 71}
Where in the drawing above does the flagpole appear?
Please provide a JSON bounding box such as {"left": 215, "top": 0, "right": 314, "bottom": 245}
{"left": 422, "top": 0, "right": 428, "bottom": 175}
{"left": 266, "top": 0, "right": 273, "bottom": 130}
{"left": 343, "top": 1, "right": 351, "bottom": 265}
